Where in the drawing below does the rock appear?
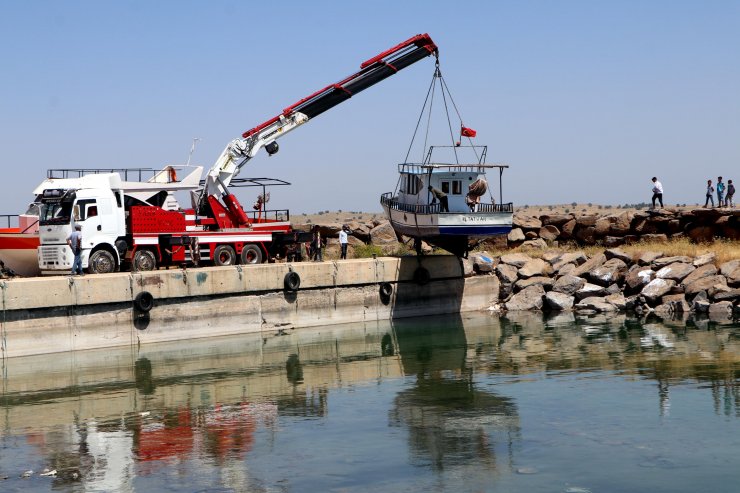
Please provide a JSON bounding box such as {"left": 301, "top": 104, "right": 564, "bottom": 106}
{"left": 594, "top": 217, "right": 611, "bottom": 236}
{"left": 605, "top": 248, "right": 632, "bottom": 264}
{"left": 513, "top": 215, "right": 542, "bottom": 230}
{"left": 712, "top": 288, "right": 740, "bottom": 302}
{"left": 369, "top": 221, "right": 399, "bottom": 248}
{"left": 576, "top": 215, "right": 598, "bottom": 227}
{"left": 575, "top": 226, "right": 596, "bottom": 244}
{"left": 693, "top": 252, "right": 716, "bottom": 267}
{"left": 640, "top": 233, "right": 668, "bottom": 243}
{"left": 641, "top": 278, "right": 676, "bottom": 303}
{"left": 544, "top": 291, "right": 575, "bottom": 310}
{"left": 541, "top": 251, "right": 562, "bottom": 264}
{"left": 652, "top": 256, "right": 693, "bottom": 268}
{"left": 521, "top": 238, "right": 549, "bottom": 250}
{"left": 588, "top": 258, "right": 627, "bottom": 286}
{"left": 571, "top": 253, "right": 607, "bottom": 278}
{"left": 500, "top": 253, "right": 533, "bottom": 268}
{"left": 470, "top": 252, "right": 494, "bottom": 273}
{"left": 687, "top": 225, "right": 715, "bottom": 243}
{"left": 708, "top": 301, "right": 733, "bottom": 320}
{"left": 693, "top": 299, "right": 710, "bottom": 313}
{"left": 461, "top": 257, "right": 475, "bottom": 277}
{"left": 720, "top": 259, "right": 740, "bottom": 276}
{"left": 575, "top": 282, "right": 607, "bottom": 301}
{"left": 610, "top": 211, "right": 635, "bottom": 234}
{"left": 496, "top": 263, "right": 519, "bottom": 285}
{"left": 552, "top": 274, "right": 586, "bottom": 295}
{"left": 625, "top": 265, "right": 655, "bottom": 291}
{"left": 560, "top": 219, "right": 576, "bottom": 239}
{"left": 551, "top": 252, "right": 588, "bottom": 272}
{"left": 605, "top": 292, "right": 627, "bottom": 310}
{"left": 525, "top": 231, "right": 539, "bottom": 240}
{"left": 540, "top": 214, "right": 573, "bottom": 226}
{"left": 684, "top": 275, "right": 728, "bottom": 296}
{"left": 519, "top": 258, "right": 553, "bottom": 279}
{"left": 655, "top": 262, "right": 695, "bottom": 282}
{"left": 539, "top": 225, "right": 560, "bottom": 241}
{"left": 638, "top": 251, "right": 664, "bottom": 265}
{"left": 604, "top": 236, "right": 624, "bottom": 247}
{"left": 668, "top": 299, "right": 690, "bottom": 314}
{"left": 507, "top": 228, "right": 525, "bottom": 242}
{"left": 727, "top": 267, "right": 740, "bottom": 287}
{"left": 505, "top": 285, "right": 545, "bottom": 311}
{"left": 681, "top": 263, "right": 717, "bottom": 287}
{"left": 605, "top": 283, "right": 622, "bottom": 295}
{"left": 515, "top": 276, "right": 554, "bottom": 292}
{"left": 558, "top": 263, "right": 576, "bottom": 276}
{"left": 576, "top": 296, "right": 619, "bottom": 312}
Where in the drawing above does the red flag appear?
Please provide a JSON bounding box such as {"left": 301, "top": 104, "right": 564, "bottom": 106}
{"left": 461, "top": 126, "right": 476, "bottom": 138}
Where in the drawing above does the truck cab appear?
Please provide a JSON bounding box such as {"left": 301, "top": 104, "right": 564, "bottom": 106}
{"left": 37, "top": 174, "right": 126, "bottom": 274}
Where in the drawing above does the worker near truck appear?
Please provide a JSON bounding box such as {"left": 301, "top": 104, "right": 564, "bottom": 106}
{"left": 66, "top": 224, "right": 84, "bottom": 276}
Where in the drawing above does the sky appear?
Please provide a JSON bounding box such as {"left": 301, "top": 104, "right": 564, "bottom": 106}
{"left": 1, "top": 0, "right": 738, "bottom": 215}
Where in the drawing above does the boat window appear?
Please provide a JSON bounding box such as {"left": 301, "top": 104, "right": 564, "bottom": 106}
{"left": 441, "top": 182, "right": 450, "bottom": 194}
{"left": 452, "top": 180, "right": 462, "bottom": 195}
{"left": 404, "top": 174, "right": 422, "bottom": 195}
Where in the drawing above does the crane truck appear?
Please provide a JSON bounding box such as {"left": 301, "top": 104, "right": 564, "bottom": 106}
{"left": 37, "top": 34, "right": 438, "bottom": 274}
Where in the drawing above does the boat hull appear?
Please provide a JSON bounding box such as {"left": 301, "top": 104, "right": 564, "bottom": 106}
{"left": 0, "top": 232, "right": 40, "bottom": 277}
{"left": 381, "top": 204, "right": 512, "bottom": 256}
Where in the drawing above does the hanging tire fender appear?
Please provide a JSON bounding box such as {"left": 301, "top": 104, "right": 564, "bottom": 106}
{"left": 379, "top": 282, "right": 393, "bottom": 298}
{"left": 284, "top": 271, "right": 301, "bottom": 291}
{"left": 134, "top": 291, "right": 154, "bottom": 312}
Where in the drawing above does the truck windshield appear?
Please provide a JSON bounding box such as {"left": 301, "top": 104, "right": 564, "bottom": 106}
{"left": 39, "top": 200, "right": 74, "bottom": 225}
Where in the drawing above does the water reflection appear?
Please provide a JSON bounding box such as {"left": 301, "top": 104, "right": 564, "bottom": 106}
{"left": 0, "top": 312, "right": 738, "bottom": 491}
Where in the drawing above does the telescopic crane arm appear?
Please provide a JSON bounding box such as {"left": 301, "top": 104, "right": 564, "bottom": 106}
{"left": 199, "top": 34, "right": 438, "bottom": 214}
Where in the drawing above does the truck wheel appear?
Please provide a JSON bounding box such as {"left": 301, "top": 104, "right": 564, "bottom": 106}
{"left": 213, "top": 245, "right": 236, "bottom": 266}
{"left": 132, "top": 250, "right": 156, "bottom": 271}
{"left": 240, "top": 244, "right": 263, "bottom": 264}
{"left": 88, "top": 250, "right": 116, "bottom": 274}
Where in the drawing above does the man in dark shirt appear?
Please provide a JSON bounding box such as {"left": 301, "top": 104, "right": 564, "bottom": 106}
{"left": 428, "top": 186, "right": 449, "bottom": 212}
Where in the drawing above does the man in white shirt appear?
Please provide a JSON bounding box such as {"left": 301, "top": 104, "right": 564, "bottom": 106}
{"left": 651, "top": 177, "right": 664, "bottom": 209}
{"left": 339, "top": 225, "right": 349, "bottom": 260}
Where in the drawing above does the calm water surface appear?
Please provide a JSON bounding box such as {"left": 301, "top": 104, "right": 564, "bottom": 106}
{"left": 1, "top": 311, "right": 739, "bottom": 492}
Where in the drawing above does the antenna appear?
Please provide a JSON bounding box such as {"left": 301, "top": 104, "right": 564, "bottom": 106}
{"left": 186, "top": 138, "right": 201, "bottom": 166}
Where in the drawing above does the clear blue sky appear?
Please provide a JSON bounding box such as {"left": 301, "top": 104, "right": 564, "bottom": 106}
{"left": 1, "top": 1, "right": 738, "bottom": 214}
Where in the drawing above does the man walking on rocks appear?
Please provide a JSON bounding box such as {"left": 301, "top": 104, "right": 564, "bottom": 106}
{"left": 716, "top": 176, "right": 725, "bottom": 207}
{"left": 704, "top": 179, "right": 715, "bottom": 207}
{"left": 651, "top": 177, "right": 663, "bottom": 209}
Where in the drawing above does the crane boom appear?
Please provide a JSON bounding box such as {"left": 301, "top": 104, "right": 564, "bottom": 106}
{"left": 200, "top": 34, "right": 438, "bottom": 215}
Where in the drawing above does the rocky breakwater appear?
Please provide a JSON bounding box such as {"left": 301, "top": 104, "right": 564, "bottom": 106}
{"left": 463, "top": 248, "right": 740, "bottom": 320}
{"left": 508, "top": 208, "right": 740, "bottom": 248}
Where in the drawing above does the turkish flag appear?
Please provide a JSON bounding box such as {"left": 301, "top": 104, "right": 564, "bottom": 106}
{"left": 461, "top": 126, "right": 477, "bottom": 138}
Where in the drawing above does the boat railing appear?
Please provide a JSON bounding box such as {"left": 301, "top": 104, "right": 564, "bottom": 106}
{"left": 0, "top": 214, "right": 18, "bottom": 229}
{"left": 47, "top": 168, "right": 158, "bottom": 181}
{"left": 381, "top": 193, "right": 513, "bottom": 214}
{"left": 397, "top": 163, "right": 505, "bottom": 174}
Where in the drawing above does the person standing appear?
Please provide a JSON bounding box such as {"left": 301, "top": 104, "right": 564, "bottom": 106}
{"left": 716, "top": 176, "right": 725, "bottom": 207}
{"left": 727, "top": 179, "right": 735, "bottom": 208}
{"left": 311, "top": 225, "right": 323, "bottom": 262}
{"left": 66, "top": 224, "right": 84, "bottom": 275}
{"left": 428, "top": 186, "right": 449, "bottom": 212}
{"left": 704, "top": 179, "right": 715, "bottom": 207}
{"left": 651, "top": 177, "right": 663, "bottom": 209}
{"left": 339, "top": 225, "right": 349, "bottom": 260}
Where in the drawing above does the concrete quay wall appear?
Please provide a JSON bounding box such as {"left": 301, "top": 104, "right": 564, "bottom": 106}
{"left": 0, "top": 256, "right": 497, "bottom": 358}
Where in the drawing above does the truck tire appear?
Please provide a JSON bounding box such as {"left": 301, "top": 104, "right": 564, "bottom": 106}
{"left": 213, "top": 245, "right": 236, "bottom": 266}
{"left": 284, "top": 271, "right": 301, "bottom": 291}
{"left": 88, "top": 250, "right": 116, "bottom": 274}
{"left": 240, "top": 243, "right": 263, "bottom": 264}
{"left": 132, "top": 249, "right": 156, "bottom": 271}
{"left": 134, "top": 291, "right": 154, "bottom": 312}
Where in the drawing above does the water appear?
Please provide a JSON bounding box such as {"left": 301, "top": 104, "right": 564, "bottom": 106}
{"left": 1, "top": 311, "right": 739, "bottom": 492}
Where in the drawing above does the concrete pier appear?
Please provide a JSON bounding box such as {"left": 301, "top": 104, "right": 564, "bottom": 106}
{"left": 0, "top": 256, "right": 498, "bottom": 358}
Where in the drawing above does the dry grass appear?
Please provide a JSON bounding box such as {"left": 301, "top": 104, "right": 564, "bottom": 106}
{"left": 479, "top": 238, "right": 740, "bottom": 266}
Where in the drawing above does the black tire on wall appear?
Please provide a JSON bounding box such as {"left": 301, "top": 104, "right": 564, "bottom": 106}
{"left": 379, "top": 282, "right": 393, "bottom": 298}
{"left": 134, "top": 291, "right": 155, "bottom": 312}
{"left": 284, "top": 271, "right": 301, "bottom": 291}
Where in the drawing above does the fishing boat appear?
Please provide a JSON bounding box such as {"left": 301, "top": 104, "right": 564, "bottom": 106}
{"left": 379, "top": 61, "right": 513, "bottom": 257}
{"left": 0, "top": 207, "right": 41, "bottom": 276}
{"left": 380, "top": 145, "right": 513, "bottom": 257}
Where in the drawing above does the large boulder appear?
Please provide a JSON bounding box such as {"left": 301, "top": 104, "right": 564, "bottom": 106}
{"left": 470, "top": 252, "right": 494, "bottom": 273}
{"left": 571, "top": 253, "right": 607, "bottom": 278}
{"left": 625, "top": 265, "right": 655, "bottom": 292}
{"left": 544, "top": 291, "right": 575, "bottom": 311}
{"left": 505, "top": 285, "right": 545, "bottom": 311}
{"left": 683, "top": 275, "right": 727, "bottom": 296}
{"left": 708, "top": 301, "right": 733, "bottom": 320}
{"left": 369, "top": 221, "right": 399, "bottom": 253}
{"left": 693, "top": 252, "right": 716, "bottom": 267}
{"left": 551, "top": 252, "right": 588, "bottom": 272}
{"left": 726, "top": 267, "right": 740, "bottom": 287}
{"left": 575, "top": 282, "right": 607, "bottom": 301}
{"left": 500, "top": 253, "right": 533, "bottom": 268}
{"left": 507, "top": 228, "right": 525, "bottom": 242}
{"left": 539, "top": 225, "right": 560, "bottom": 241}
{"left": 514, "top": 276, "right": 554, "bottom": 292}
{"left": 552, "top": 274, "right": 587, "bottom": 295}
{"left": 576, "top": 296, "right": 619, "bottom": 312}
{"left": 560, "top": 219, "right": 577, "bottom": 239}
{"left": 588, "top": 258, "right": 628, "bottom": 286}
{"left": 655, "top": 262, "right": 696, "bottom": 282}
{"left": 605, "top": 248, "right": 632, "bottom": 264}
{"left": 513, "top": 215, "right": 542, "bottom": 230}
{"left": 519, "top": 258, "right": 553, "bottom": 279}
{"left": 540, "top": 214, "right": 574, "bottom": 227}
{"left": 680, "top": 263, "right": 718, "bottom": 287}
{"left": 521, "top": 238, "right": 549, "bottom": 250}
{"left": 605, "top": 292, "right": 627, "bottom": 310}
{"left": 638, "top": 251, "right": 664, "bottom": 265}
{"left": 652, "top": 256, "right": 693, "bottom": 268}
{"left": 719, "top": 259, "right": 740, "bottom": 276}
{"left": 496, "top": 263, "right": 519, "bottom": 285}
{"left": 641, "top": 278, "right": 676, "bottom": 303}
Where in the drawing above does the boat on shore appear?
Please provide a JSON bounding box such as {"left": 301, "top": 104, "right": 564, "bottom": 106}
{"left": 380, "top": 145, "right": 513, "bottom": 257}
{"left": 0, "top": 208, "right": 41, "bottom": 276}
